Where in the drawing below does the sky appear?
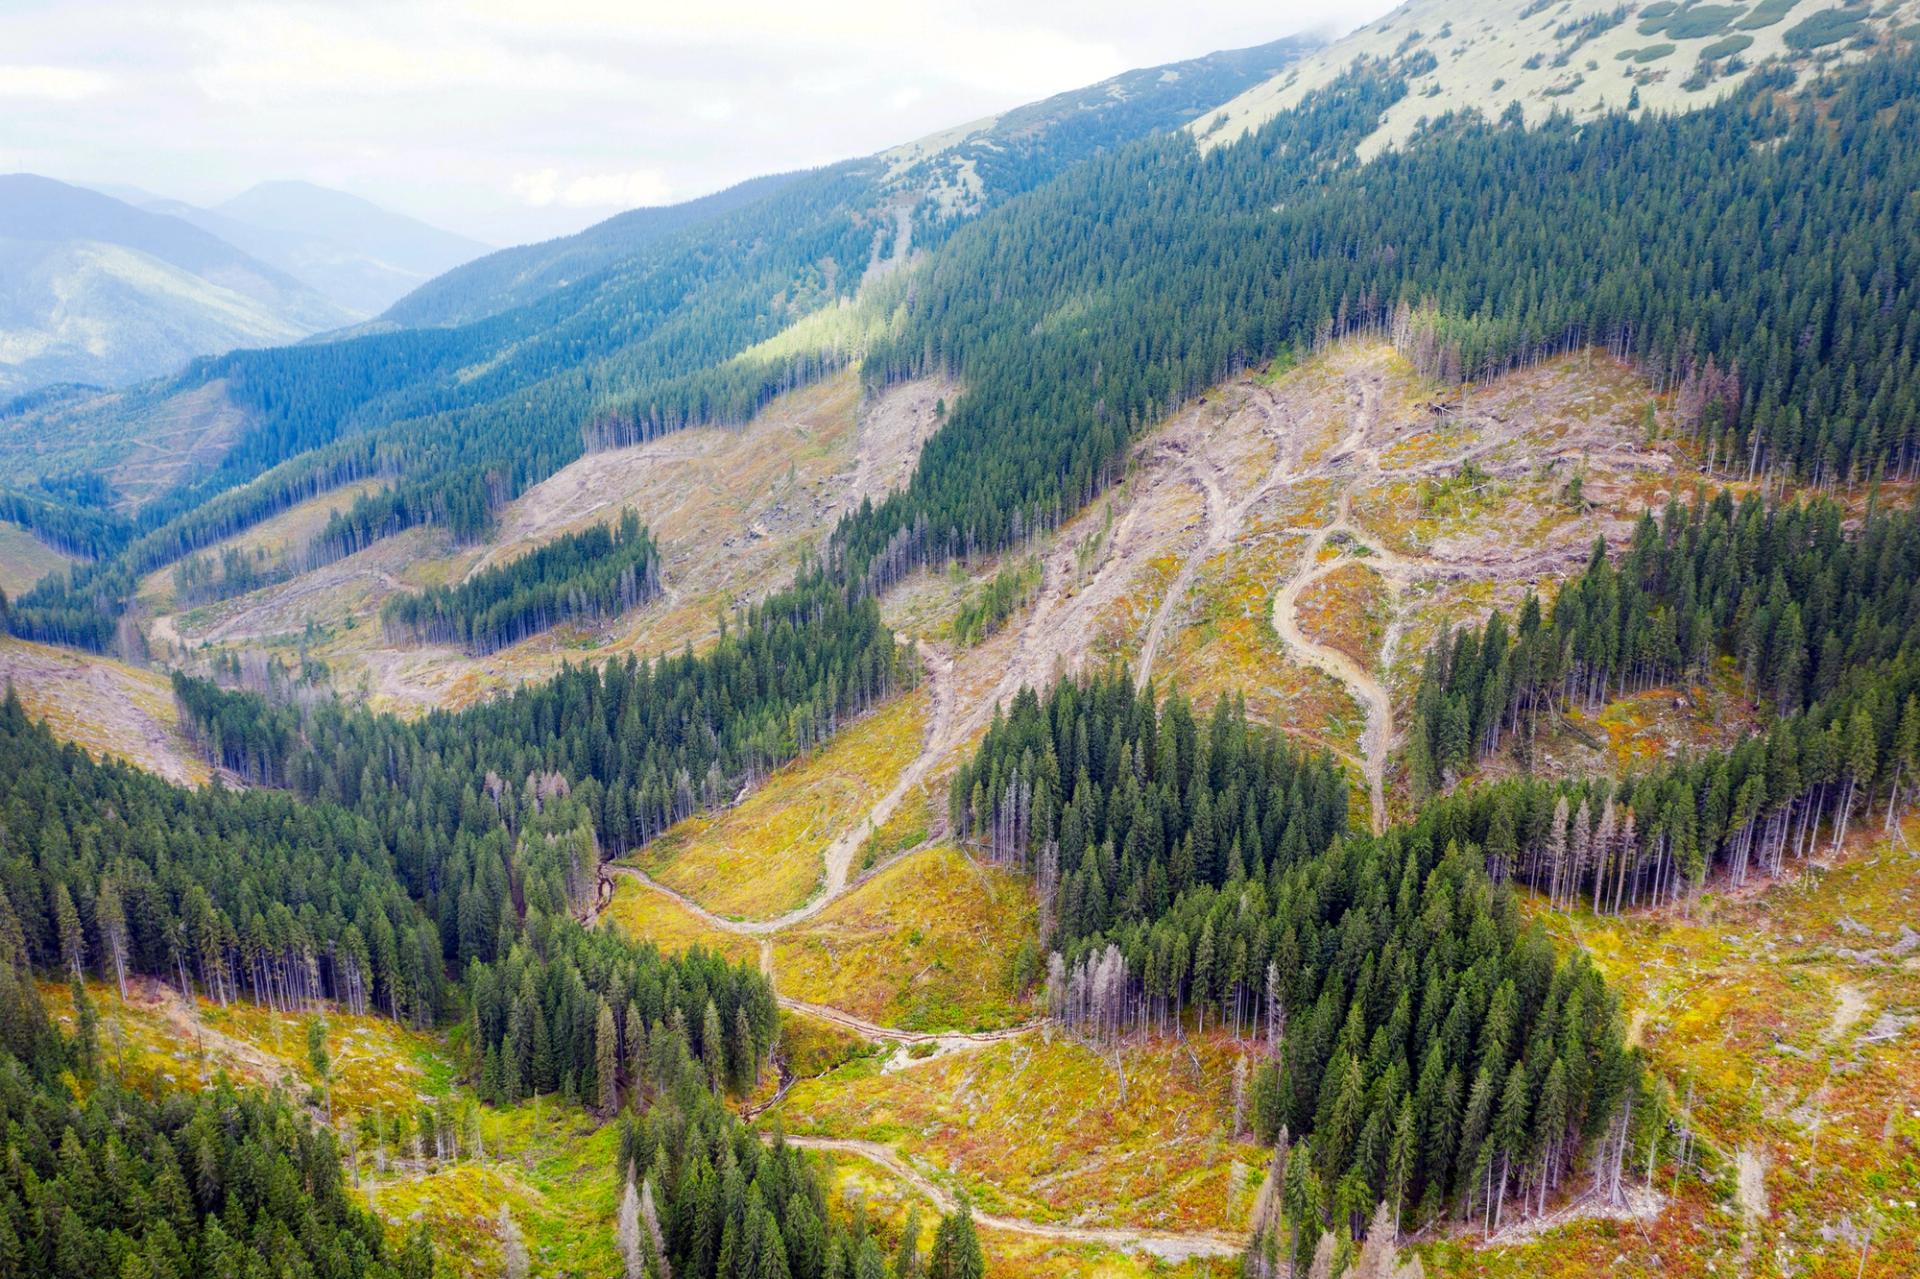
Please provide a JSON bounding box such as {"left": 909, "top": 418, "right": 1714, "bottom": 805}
{"left": 0, "top": 0, "right": 1392, "bottom": 247}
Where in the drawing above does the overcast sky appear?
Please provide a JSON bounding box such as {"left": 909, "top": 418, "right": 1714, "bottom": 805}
{"left": 0, "top": 1, "right": 1391, "bottom": 246}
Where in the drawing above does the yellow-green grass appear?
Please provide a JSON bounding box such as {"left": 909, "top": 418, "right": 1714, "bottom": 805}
{"left": 879, "top": 559, "right": 1007, "bottom": 642}
{"left": 859, "top": 781, "right": 935, "bottom": 873}
{"left": 52, "top": 978, "right": 642, "bottom": 1277}
{"left": 0, "top": 519, "right": 77, "bottom": 597}
{"left": 199, "top": 996, "right": 456, "bottom": 1113}
{"left": 781, "top": 1008, "right": 882, "bottom": 1080}
{"left": 0, "top": 635, "right": 210, "bottom": 786}
{"left": 599, "top": 871, "right": 760, "bottom": 967}
{"left": 631, "top": 686, "right": 930, "bottom": 920}
{"left": 804, "top": 1148, "right": 1234, "bottom": 1279}
{"left": 363, "top": 1100, "right": 625, "bottom": 1279}
{"left": 773, "top": 846, "right": 1036, "bottom": 1032}
{"left": 1487, "top": 820, "right": 1920, "bottom": 1279}
{"left": 1562, "top": 661, "right": 1757, "bottom": 772}
{"left": 1158, "top": 516, "right": 1365, "bottom": 759}
{"left": 1294, "top": 559, "right": 1390, "bottom": 674}
{"left": 50, "top": 979, "right": 457, "bottom": 1113}
{"left": 1471, "top": 658, "right": 1759, "bottom": 787}
{"left": 136, "top": 479, "right": 387, "bottom": 613}
{"left": 773, "top": 1032, "right": 1271, "bottom": 1234}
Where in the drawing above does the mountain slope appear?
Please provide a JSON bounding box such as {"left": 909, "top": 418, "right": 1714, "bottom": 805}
{"left": 384, "top": 34, "right": 1321, "bottom": 331}
{"left": 0, "top": 32, "right": 1318, "bottom": 613}
{"left": 1195, "top": 0, "right": 1920, "bottom": 156}
{"left": 382, "top": 170, "right": 802, "bottom": 329}
{"left": 0, "top": 175, "right": 353, "bottom": 392}
{"left": 200, "top": 180, "right": 489, "bottom": 316}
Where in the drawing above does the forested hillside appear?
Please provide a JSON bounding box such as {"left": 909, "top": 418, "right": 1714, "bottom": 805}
{"left": 1410, "top": 488, "right": 1920, "bottom": 902}
{"left": 836, "top": 51, "right": 1920, "bottom": 592}
{"left": 952, "top": 673, "right": 1631, "bottom": 1266}
{"left": 0, "top": 34, "right": 1314, "bottom": 656}
{"left": 5, "top": 2, "right": 1920, "bottom": 1275}
{"left": 380, "top": 509, "right": 661, "bottom": 654}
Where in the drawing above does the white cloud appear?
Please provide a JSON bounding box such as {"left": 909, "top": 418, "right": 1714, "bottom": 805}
{"left": 0, "top": 0, "right": 1396, "bottom": 244}
{"left": 0, "top": 64, "right": 115, "bottom": 100}
{"left": 512, "top": 167, "right": 673, "bottom": 209}
{"left": 181, "top": 3, "right": 636, "bottom": 103}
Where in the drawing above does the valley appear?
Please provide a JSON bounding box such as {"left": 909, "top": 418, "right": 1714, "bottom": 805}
{"left": 5, "top": 5, "right": 1920, "bottom": 1277}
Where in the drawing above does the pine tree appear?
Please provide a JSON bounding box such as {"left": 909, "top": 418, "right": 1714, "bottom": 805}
{"left": 596, "top": 999, "right": 620, "bottom": 1115}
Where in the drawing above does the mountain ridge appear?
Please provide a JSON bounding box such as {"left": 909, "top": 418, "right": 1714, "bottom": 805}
{"left": 0, "top": 175, "right": 353, "bottom": 393}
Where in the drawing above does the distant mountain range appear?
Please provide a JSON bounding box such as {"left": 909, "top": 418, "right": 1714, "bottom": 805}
{"left": 0, "top": 175, "right": 487, "bottom": 395}
{"left": 154, "top": 180, "right": 490, "bottom": 318}
{"left": 0, "top": 175, "right": 352, "bottom": 394}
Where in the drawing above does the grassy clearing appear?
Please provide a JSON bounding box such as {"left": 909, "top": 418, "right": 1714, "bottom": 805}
{"left": 773, "top": 1032, "right": 1270, "bottom": 1234}
{"left": 0, "top": 519, "right": 78, "bottom": 597}
{"left": 1294, "top": 559, "right": 1390, "bottom": 674}
{"left": 0, "top": 636, "right": 209, "bottom": 786}
{"left": 632, "top": 687, "right": 930, "bottom": 919}
{"left": 805, "top": 1148, "right": 1234, "bottom": 1279}
{"left": 366, "top": 1103, "right": 626, "bottom": 1279}
{"left": 52, "top": 979, "right": 457, "bottom": 1113}
{"left": 52, "top": 977, "right": 636, "bottom": 1278}
{"left": 598, "top": 872, "right": 761, "bottom": 967}
{"left": 1486, "top": 820, "right": 1920, "bottom": 1278}
{"left": 781, "top": 1008, "right": 883, "bottom": 1080}
{"left": 881, "top": 560, "right": 999, "bottom": 642}
{"left": 859, "top": 781, "right": 935, "bottom": 873}
{"left": 773, "top": 846, "right": 1037, "bottom": 1032}
{"left": 1159, "top": 510, "right": 1366, "bottom": 759}
{"left": 1476, "top": 658, "right": 1759, "bottom": 786}
{"left": 136, "top": 479, "right": 388, "bottom": 613}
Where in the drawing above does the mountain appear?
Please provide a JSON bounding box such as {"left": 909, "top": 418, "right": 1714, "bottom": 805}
{"left": 195, "top": 180, "right": 489, "bottom": 316}
{"left": 1194, "top": 0, "right": 1913, "bottom": 155}
{"left": 0, "top": 175, "right": 353, "bottom": 393}
{"left": 384, "top": 34, "right": 1319, "bottom": 330}
{"left": 381, "top": 170, "right": 802, "bottom": 330}
{"left": 6, "top": 5, "right": 1920, "bottom": 1278}
{"left": 0, "top": 32, "right": 1319, "bottom": 537}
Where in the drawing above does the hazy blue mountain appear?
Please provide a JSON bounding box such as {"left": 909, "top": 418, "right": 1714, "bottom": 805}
{"left": 0, "top": 175, "right": 353, "bottom": 393}
{"left": 203, "top": 180, "right": 490, "bottom": 315}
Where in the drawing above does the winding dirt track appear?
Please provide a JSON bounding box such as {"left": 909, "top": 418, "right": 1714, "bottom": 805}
{"left": 595, "top": 647, "right": 1256, "bottom": 1258}
{"left": 777, "top": 1137, "right": 1245, "bottom": 1261}
{"left": 603, "top": 645, "right": 959, "bottom": 936}
{"left": 1268, "top": 488, "right": 1396, "bottom": 835}
{"left": 596, "top": 644, "right": 1035, "bottom": 1058}
{"left": 775, "top": 998, "right": 1035, "bottom": 1047}
{"left": 1118, "top": 376, "right": 1403, "bottom": 834}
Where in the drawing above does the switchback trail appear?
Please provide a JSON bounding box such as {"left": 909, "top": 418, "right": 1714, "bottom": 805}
{"left": 591, "top": 647, "right": 1047, "bottom": 1040}
{"left": 1258, "top": 379, "right": 1399, "bottom": 834}
{"left": 1269, "top": 486, "right": 1396, "bottom": 835}
{"left": 773, "top": 1137, "right": 1245, "bottom": 1262}
{"left": 598, "top": 645, "right": 957, "bottom": 937}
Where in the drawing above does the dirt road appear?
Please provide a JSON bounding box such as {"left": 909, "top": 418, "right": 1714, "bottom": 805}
{"left": 776, "top": 1137, "right": 1245, "bottom": 1261}
{"left": 1269, "top": 489, "right": 1396, "bottom": 835}
{"left": 600, "top": 644, "right": 957, "bottom": 938}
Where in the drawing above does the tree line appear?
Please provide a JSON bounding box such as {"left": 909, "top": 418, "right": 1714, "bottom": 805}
{"left": 381, "top": 509, "right": 663, "bottom": 654}
{"left": 831, "top": 51, "right": 1920, "bottom": 599}
{"left": 0, "top": 858, "right": 436, "bottom": 1278}
{"left": 1410, "top": 489, "right": 1920, "bottom": 902}
{"left": 947, "top": 672, "right": 1632, "bottom": 1264}
{"left": 174, "top": 574, "right": 916, "bottom": 851}
{"left": 608, "top": 1079, "right": 986, "bottom": 1279}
